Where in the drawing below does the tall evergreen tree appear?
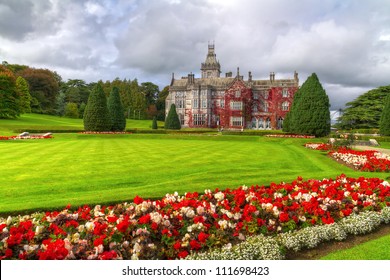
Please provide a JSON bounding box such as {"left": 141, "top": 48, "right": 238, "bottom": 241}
{"left": 164, "top": 104, "right": 181, "bottom": 130}
{"left": 107, "top": 87, "right": 126, "bottom": 131}
{"left": 379, "top": 94, "right": 390, "bottom": 136}
{"left": 15, "top": 76, "right": 31, "bottom": 113}
{"left": 83, "top": 83, "right": 111, "bottom": 131}
{"left": 337, "top": 85, "right": 390, "bottom": 129}
{"left": 287, "top": 73, "right": 330, "bottom": 137}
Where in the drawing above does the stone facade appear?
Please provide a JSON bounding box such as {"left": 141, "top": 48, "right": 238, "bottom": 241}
{"left": 166, "top": 44, "right": 299, "bottom": 129}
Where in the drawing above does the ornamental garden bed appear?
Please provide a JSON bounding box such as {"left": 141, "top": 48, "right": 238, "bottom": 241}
{"left": 304, "top": 143, "right": 390, "bottom": 172}
{"left": 1, "top": 175, "right": 389, "bottom": 260}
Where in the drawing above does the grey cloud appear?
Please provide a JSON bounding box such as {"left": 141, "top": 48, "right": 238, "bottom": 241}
{"left": 0, "top": 0, "right": 34, "bottom": 40}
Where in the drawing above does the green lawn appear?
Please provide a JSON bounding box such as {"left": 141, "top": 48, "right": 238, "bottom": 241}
{"left": 1, "top": 131, "right": 388, "bottom": 215}
{"left": 321, "top": 234, "right": 390, "bottom": 260}
{"left": 1, "top": 114, "right": 389, "bottom": 216}
{"left": 0, "top": 113, "right": 162, "bottom": 135}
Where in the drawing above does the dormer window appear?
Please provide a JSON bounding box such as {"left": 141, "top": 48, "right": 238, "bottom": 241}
{"left": 235, "top": 90, "right": 241, "bottom": 98}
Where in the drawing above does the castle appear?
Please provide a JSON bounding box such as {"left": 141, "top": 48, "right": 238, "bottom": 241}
{"left": 166, "top": 44, "right": 299, "bottom": 130}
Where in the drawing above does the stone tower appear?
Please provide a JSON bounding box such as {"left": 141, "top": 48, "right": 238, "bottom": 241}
{"left": 201, "top": 43, "right": 221, "bottom": 78}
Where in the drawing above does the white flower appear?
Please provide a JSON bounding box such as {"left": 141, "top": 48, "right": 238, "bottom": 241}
{"left": 78, "top": 225, "right": 85, "bottom": 232}
{"left": 35, "top": 225, "right": 44, "bottom": 235}
{"left": 214, "top": 192, "right": 225, "bottom": 201}
{"left": 85, "top": 222, "right": 95, "bottom": 232}
{"left": 196, "top": 206, "right": 205, "bottom": 215}
{"left": 6, "top": 216, "right": 12, "bottom": 225}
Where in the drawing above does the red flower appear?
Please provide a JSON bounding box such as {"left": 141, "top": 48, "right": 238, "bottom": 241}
{"left": 198, "top": 232, "right": 209, "bottom": 243}
{"left": 117, "top": 219, "right": 130, "bottom": 233}
{"left": 0, "top": 223, "right": 6, "bottom": 232}
{"left": 93, "top": 235, "right": 106, "bottom": 247}
{"left": 139, "top": 214, "right": 151, "bottom": 225}
{"left": 279, "top": 212, "right": 289, "bottom": 223}
{"left": 190, "top": 240, "right": 202, "bottom": 250}
{"left": 133, "top": 196, "right": 144, "bottom": 205}
{"left": 5, "top": 248, "right": 13, "bottom": 258}
{"left": 178, "top": 250, "right": 189, "bottom": 259}
{"left": 107, "top": 215, "right": 118, "bottom": 223}
{"left": 173, "top": 241, "right": 181, "bottom": 250}
{"left": 151, "top": 222, "right": 159, "bottom": 230}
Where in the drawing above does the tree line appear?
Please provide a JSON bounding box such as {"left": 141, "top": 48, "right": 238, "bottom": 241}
{"left": 0, "top": 61, "right": 168, "bottom": 121}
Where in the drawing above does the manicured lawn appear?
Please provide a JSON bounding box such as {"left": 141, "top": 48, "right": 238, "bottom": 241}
{"left": 0, "top": 113, "right": 162, "bottom": 135}
{"left": 321, "top": 234, "right": 390, "bottom": 260}
{"left": 1, "top": 132, "right": 388, "bottom": 215}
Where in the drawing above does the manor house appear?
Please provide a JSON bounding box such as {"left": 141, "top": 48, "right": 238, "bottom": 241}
{"left": 166, "top": 44, "right": 299, "bottom": 129}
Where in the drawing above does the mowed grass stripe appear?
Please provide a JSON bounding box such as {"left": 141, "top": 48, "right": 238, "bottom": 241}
{"left": 1, "top": 134, "right": 387, "bottom": 215}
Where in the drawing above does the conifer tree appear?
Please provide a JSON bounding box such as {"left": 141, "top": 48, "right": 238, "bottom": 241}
{"left": 15, "top": 76, "right": 31, "bottom": 113}
{"left": 379, "top": 94, "right": 390, "bottom": 136}
{"left": 152, "top": 116, "right": 158, "bottom": 129}
{"left": 107, "top": 87, "right": 126, "bottom": 131}
{"left": 83, "top": 83, "right": 111, "bottom": 131}
{"left": 164, "top": 104, "right": 181, "bottom": 130}
{"left": 286, "top": 73, "right": 330, "bottom": 137}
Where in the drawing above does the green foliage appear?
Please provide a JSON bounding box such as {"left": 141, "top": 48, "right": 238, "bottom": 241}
{"left": 152, "top": 116, "right": 158, "bottom": 129}
{"left": 164, "top": 104, "right": 181, "bottom": 130}
{"left": 338, "top": 85, "right": 390, "bottom": 129}
{"left": 83, "top": 83, "right": 111, "bottom": 131}
{"left": 156, "top": 86, "right": 169, "bottom": 121}
{"left": 18, "top": 68, "right": 59, "bottom": 115}
{"left": 78, "top": 102, "right": 86, "bottom": 118}
{"left": 286, "top": 73, "right": 330, "bottom": 137}
{"left": 379, "top": 93, "right": 390, "bottom": 136}
{"left": 64, "top": 102, "right": 79, "bottom": 118}
{"left": 282, "top": 112, "right": 291, "bottom": 133}
{"left": 15, "top": 76, "right": 31, "bottom": 113}
{"left": 107, "top": 87, "right": 126, "bottom": 131}
{"left": 0, "top": 66, "right": 20, "bottom": 119}
{"left": 55, "top": 91, "right": 66, "bottom": 116}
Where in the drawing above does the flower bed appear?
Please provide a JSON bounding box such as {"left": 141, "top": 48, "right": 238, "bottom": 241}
{"left": 304, "top": 143, "right": 332, "bottom": 151}
{"left": 0, "top": 135, "right": 53, "bottom": 140}
{"left": 1, "top": 175, "right": 389, "bottom": 260}
{"left": 266, "top": 134, "right": 315, "bottom": 138}
{"left": 329, "top": 148, "right": 390, "bottom": 172}
{"left": 80, "top": 131, "right": 132, "bottom": 134}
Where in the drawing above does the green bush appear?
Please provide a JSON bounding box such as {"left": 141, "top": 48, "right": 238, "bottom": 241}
{"left": 83, "top": 83, "right": 111, "bottom": 131}
{"left": 64, "top": 103, "right": 79, "bottom": 118}
{"left": 152, "top": 116, "right": 158, "bottom": 129}
{"left": 107, "top": 87, "right": 126, "bottom": 131}
{"left": 380, "top": 94, "right": 390, "bottom": 136}
{"left": 164, "top": 104, "right": 181, "bottom": 130}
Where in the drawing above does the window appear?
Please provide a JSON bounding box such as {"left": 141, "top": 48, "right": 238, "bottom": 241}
{"left": 193, "top": 99, "right": 199, "bottom": 108}
{"left": 252, "top": 105, "right": 258, "bottom": 112}
{"left": 179, "top": 114, "right": 185, "bottom": 125}
{"left": 264, "top": 92, "right": 269, "bottom": 99}
{"left": 282, "top": 101, "right": 289, "bottom": 111}
{"left": 176, "top": 99, "right": 184, "bottom": 109}
{"left": 264, "top": 102, "right": 268, "bottom": 112}
{"left": 231, "top": 116, "right": 242, "bottom": 126}
{"left": 282, "top": 89, "right": 289, "bottom": 98}
{"left": 193, "top": 114, "right": 206, "bottom": 126}
{"left": 220, "top": 99, "right": 225, "bottom": 108}
{"left": 253, "top": 93, "right": 259, "bottom": 100}
{"left": 202, "top": 99, "right": 207, "bottom": 108}
{"left": 230, "top": 101, "right": 242, "bottom": 110}
{"left": 235, "top": 90, "right": 241, "bottom": 98}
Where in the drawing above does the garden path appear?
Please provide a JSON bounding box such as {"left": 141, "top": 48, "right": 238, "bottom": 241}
{"left": 353, "top": 145, "right": 390, "bottom": 156}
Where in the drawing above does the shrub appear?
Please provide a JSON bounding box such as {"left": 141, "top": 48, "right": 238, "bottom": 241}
{"left": 164, "top": 104, "right": 181, "bottom": 130}
{"left": 64, "top": 102, "right": 79, "bottom": 118}
{"left": 83, "top": 83, "right": 111, "bottom": 131}
{"left": 380, "top": 94, "right": 390, "bottom": 136}
{"left": 152, "top": 116, "right": 158, "bottom": 129}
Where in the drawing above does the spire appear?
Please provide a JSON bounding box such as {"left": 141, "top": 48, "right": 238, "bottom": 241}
{"left": 201, "top": 42, "right": 221, "bottom": 78}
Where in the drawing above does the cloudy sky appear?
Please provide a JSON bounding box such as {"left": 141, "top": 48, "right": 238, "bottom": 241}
{"left": 1, "top": 0, "right": 389, "bottom": 109}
